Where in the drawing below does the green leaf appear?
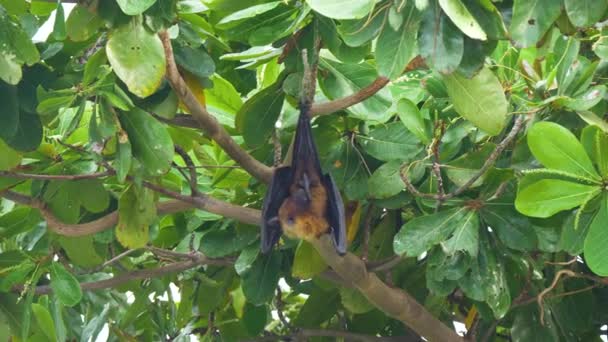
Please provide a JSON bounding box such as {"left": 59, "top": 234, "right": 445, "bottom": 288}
{"left": 596, "top": 129, "right": 608, "bottom": 177}
{"left": 115, "top": 0, "right": 157, "bottom": 15}
{"left": 438, "top": 0, "right": 486, "bottom": 40}
{"left": 395, "top": 98, "right": 429, "bottom": 143}
{"left": 442, "top": 67, "right": 507, "bottom": 135}
{"left": 0, "top": 207, "right": 35, "bottom": 239}
{"left": 340, "top": 287, "right": 374, "bottom": 314}
{"left": 36, "top": 95, "right": 76, "bottom": 116}
{"left": 564, "top": 0, "right": 608, "bottom": 28}
{"left": 241, "top": 252, "right": 281, "bottom": 305}
{"left": 115, "top": 133, "right": 132, "bottom": 183}
{"left": 584, "top": 197, "right": 608, "bottom": 275}
{"left": 217, "top": 2, "right": 281, "bottom": 27}
{"left": 173, "top": 45, "right": 215, "bottom": 79}
{"left": 5, "top": 111, "right": 42, "bottom": 152}
{"left": 119, "top": 108, "right": 173, "bottom": 176}
{"left": 481, "top": 203, "right": 537, "bottom": 251}
{"left": 58, "top": 236, "right": 104, "bottom": 268}
{"left": 511, "top": 304, "right": 559, "bottom": 341}
{"left": 419, "top": 2, "right": 464, "bottom": 74}
{"left": 66, "top": 4, "right": 103, "bottom": 42}
{"left": 559, "top": 211, "right": 594, "bottom": 255}
{"left": 368, "top": 161, "right": 405, "bottom": 199}
{"left": 242, "top": 303, "right": 267, "bottom": 336}
{"left": 52, "top": 1, "right": 66, "bottom": 41}
{"left": 106, "top": 19, "right": 166, "bottom": 98}
{"left": 80, "top": 304, "right": 109, "bottom": 342}
{"left": 116, "top": 185, "right": 157, "bottom": 249}
{"left": 305, "top": 0, "right": 374, "bottom": 20}
{"left": 515, "top": 179, "right": 600, "bottom": 218}
{"left": 235, "top": 243, "right": 259, "bottom": 275}
{"left": 358, "top": 122, "right": 422, "bottom": 162}
{"left": 319, "top": 58, "right": 392, "bottom": 122}
{"left": 83, "top": 48, "right": 108, "bottom": 85}
{"left": 292, "top": 241, "right": 327, "bottom": 278}
{"left": 0, "top": 139, "right": 21, "bottom": 171}
{"left": 294, "top": 287, "right": 340, "bottom": 327}
{"left": 376, "top": 1, "right": 420, "bottom": 79}
{"left": 337, "top": 8, "right": 386, "bottom": 47}
{"left": 50, "top": 263, "right": 82, "bottom": 307}
{"left": 31, "top": 303, "right": 56, "bottom": 342}
{"left": 509, "top": 0, "right": 562, "bottom": 48}
{"left": 200, "top": 227, "right": 258, "bottom": 258}
{"left": 441, "top": 210, "right": 479, "bottom": 256}
{"left": 527, "top": 121, "right": 599, "bottom": 180}
{"left": 445, "top": 143, "right": 495, "bottom": 188}
{"left": 0, "top": 82, "right": 19, "bottom": 140}
{"left": 393, "top": 207, "right": 468, "bottom": 256}
{"left": 235, "top": 81, "right": 284, "bottom": 147}
{"left": 206, "top": 74, "right": 243, "bottom": 119}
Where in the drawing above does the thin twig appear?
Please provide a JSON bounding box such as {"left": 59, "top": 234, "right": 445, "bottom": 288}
{"left": 431, "top": 120, "right": 446, "bottom": 209}
{"left": 174, "top": 145, "right": 199, "bottom": 195}
{"left": 0, "top": 170, "right": 112, "bottom": 181}
{"left": 90, "top": 248, "right": 138, "bottom": 273}
{"left": 275, "top": 287, "right": 293, "bottom": 331}
{"left": 400, "top": 116, "right": 525, "bottom": 201}
{"left": 361, "top": 205, "right": 375, "bottom": 261}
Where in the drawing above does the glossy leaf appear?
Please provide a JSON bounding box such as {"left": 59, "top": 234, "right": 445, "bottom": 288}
{"left": 565, "top": 0, "right": 608, "bottom": 28}
{"left": 438, "top": 0, "right": 486, "bottom": 40}
{"left": 395, "top": 98, "right": 429, "bottom": 143}
{"left": 527, "top": 121, "right": 599, "bottom": 180}
{"left": 319, "top": 58, "right": 393, "bottom": 122}
{"left": 441, "top": 210, "right": 479, "bottom": 256}
{"left": 509, "top": 0, "right": 562, "bottom": 48}
{"left": 236, "top": 81, "right": 284, "bottom": 147}
{"left": 442, "top": 67, "right": 507, "bottom": 135}
{"left": 5, "top": 111, "right": 42, "bottom": 151}
{"left": 481, "top": 203, "right": 537, "bottom": 251}
{"left": 66, "top": 5, "right": 103, "bottom": 42}
{"left": 419, "top": 1, "right": 464, "bottom": 74}
{"left": 306, "top": 0, "right": 374, "bottom": 20}
{"left": 292, "top": 241, "right": 327, "bottom": 278}
{"left": 358, "top": 122, "right": 422, "bottom": 162}
{"left": 119, "top": 108, "right": 173, "bottom": 176}
{"left": 116, "top": 0, "right": 157, "bottom": 15}
{"left": 31, "top": 303, "right": 56, "bottom": 342}
{"left": 376, "top": 2, "right": 420, "bottom": 79}
{"left": 515, "top": 179, "right": 599, "bottom": 218}
{"left": 368, "top": 161, "right": 405, "bottom": 199}
{"left": 241, "top": 252, "right": 281, "bottom": 305}
{"left": 50, "top": 263, "right": 82, "bottom": 307}
{"left": 0, "top": 139, "right": 21, "bottom": 171}
{"left": 394, "top": 207, "right": 468, "bottom": 256}
{"left": 116, "top": 185, "right": 157, "bottom": 249}
{"left": 106, "top": 19, "right": 166, "bottom": 98}
{"left": 584, "top": 197, "right": 608, "bottom": 276}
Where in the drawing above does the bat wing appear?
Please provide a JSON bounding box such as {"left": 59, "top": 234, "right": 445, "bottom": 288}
{"left": 292, "top": 109, "right": 322, "bottom": 177}
{"left": 322, "top": 173, "right": 347, "bottom": 255}
{"left": 261, "top": 166, "right": 293, "bottom": 253}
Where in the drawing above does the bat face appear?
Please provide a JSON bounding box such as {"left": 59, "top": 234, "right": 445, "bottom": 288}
{"left": 261, "top": 108, "right": 347, "bottom": 255}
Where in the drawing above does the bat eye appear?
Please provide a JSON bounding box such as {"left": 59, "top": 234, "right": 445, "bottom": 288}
{"left": 287, "top": 217, "right": 295, "bottom": 225}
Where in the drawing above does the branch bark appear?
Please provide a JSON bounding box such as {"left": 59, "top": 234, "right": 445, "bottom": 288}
{"left": 311, "top": 77, "right": 389, "bottom": 116}
{"left": 17, "top": 253, "right": 232, "bottom": 295}
{"left": 312, "top": 235, "right": 463, "bottom": 342}
{"left": 159, "top": 31, "right": 274, "bottom": 183}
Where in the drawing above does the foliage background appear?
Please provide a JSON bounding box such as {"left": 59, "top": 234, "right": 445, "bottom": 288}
{"left": 1, "top": 0, "right": 608, "bottom": 341}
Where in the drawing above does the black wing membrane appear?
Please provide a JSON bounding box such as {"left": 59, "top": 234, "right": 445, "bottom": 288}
{"left": 291, "top": 106, "right": 322, "bottom": 177}
{"left": 322, "top": 173, "right": 347, "bottom": 255}
{"left": 261, "top": 166, "right": 293, "bottom": 253}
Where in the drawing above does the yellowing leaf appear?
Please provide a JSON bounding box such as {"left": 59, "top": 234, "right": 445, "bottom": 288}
{"left": 179, "top": 70, "right": 206, "bottom": 112}
{"left": 106, "top": 18, "right": 166, "bottom": 98}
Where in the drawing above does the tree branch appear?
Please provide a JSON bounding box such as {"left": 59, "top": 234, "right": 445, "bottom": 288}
{"left": 0, "top": 170, "right": 112, "bottom": 181}
{"left": 244, "top": 329, "right": 413, "bottom": 342}
{"left": 159, "top": 31, "right": 273, "bottom": 184}
{"left": 17, "top": 252, "right": 232, "bottom": 295}
{"left": 311, "top": 77, "right": 390, "bottom": 116}
{"left": 312, "top": 235, "right": 463, "bottom": 342}
{"left": 400, "top": 115, "right": 525, "bottom": 201}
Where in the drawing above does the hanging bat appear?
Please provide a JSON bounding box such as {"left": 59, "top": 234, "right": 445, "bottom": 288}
{"left": 261, "top": 102, "right": 346, "bottom": 255}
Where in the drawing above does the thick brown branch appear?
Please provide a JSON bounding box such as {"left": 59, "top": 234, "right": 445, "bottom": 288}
{"left": 312, "top": 235, "right": 463, "bottom": 342}
{"left": 311, "top": 77, "right": 390, "bottom": 116}
{"left": 159, "top": 31, "right": 273, "bottom": 184}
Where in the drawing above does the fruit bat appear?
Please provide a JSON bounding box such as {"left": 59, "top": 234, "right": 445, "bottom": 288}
{"left": 261, "top": 102, "right": 346, "bottom": 255}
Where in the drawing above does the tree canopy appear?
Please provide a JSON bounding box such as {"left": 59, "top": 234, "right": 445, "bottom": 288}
{"left": 2, "top": 0, "right": 608, "bottom": 341}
